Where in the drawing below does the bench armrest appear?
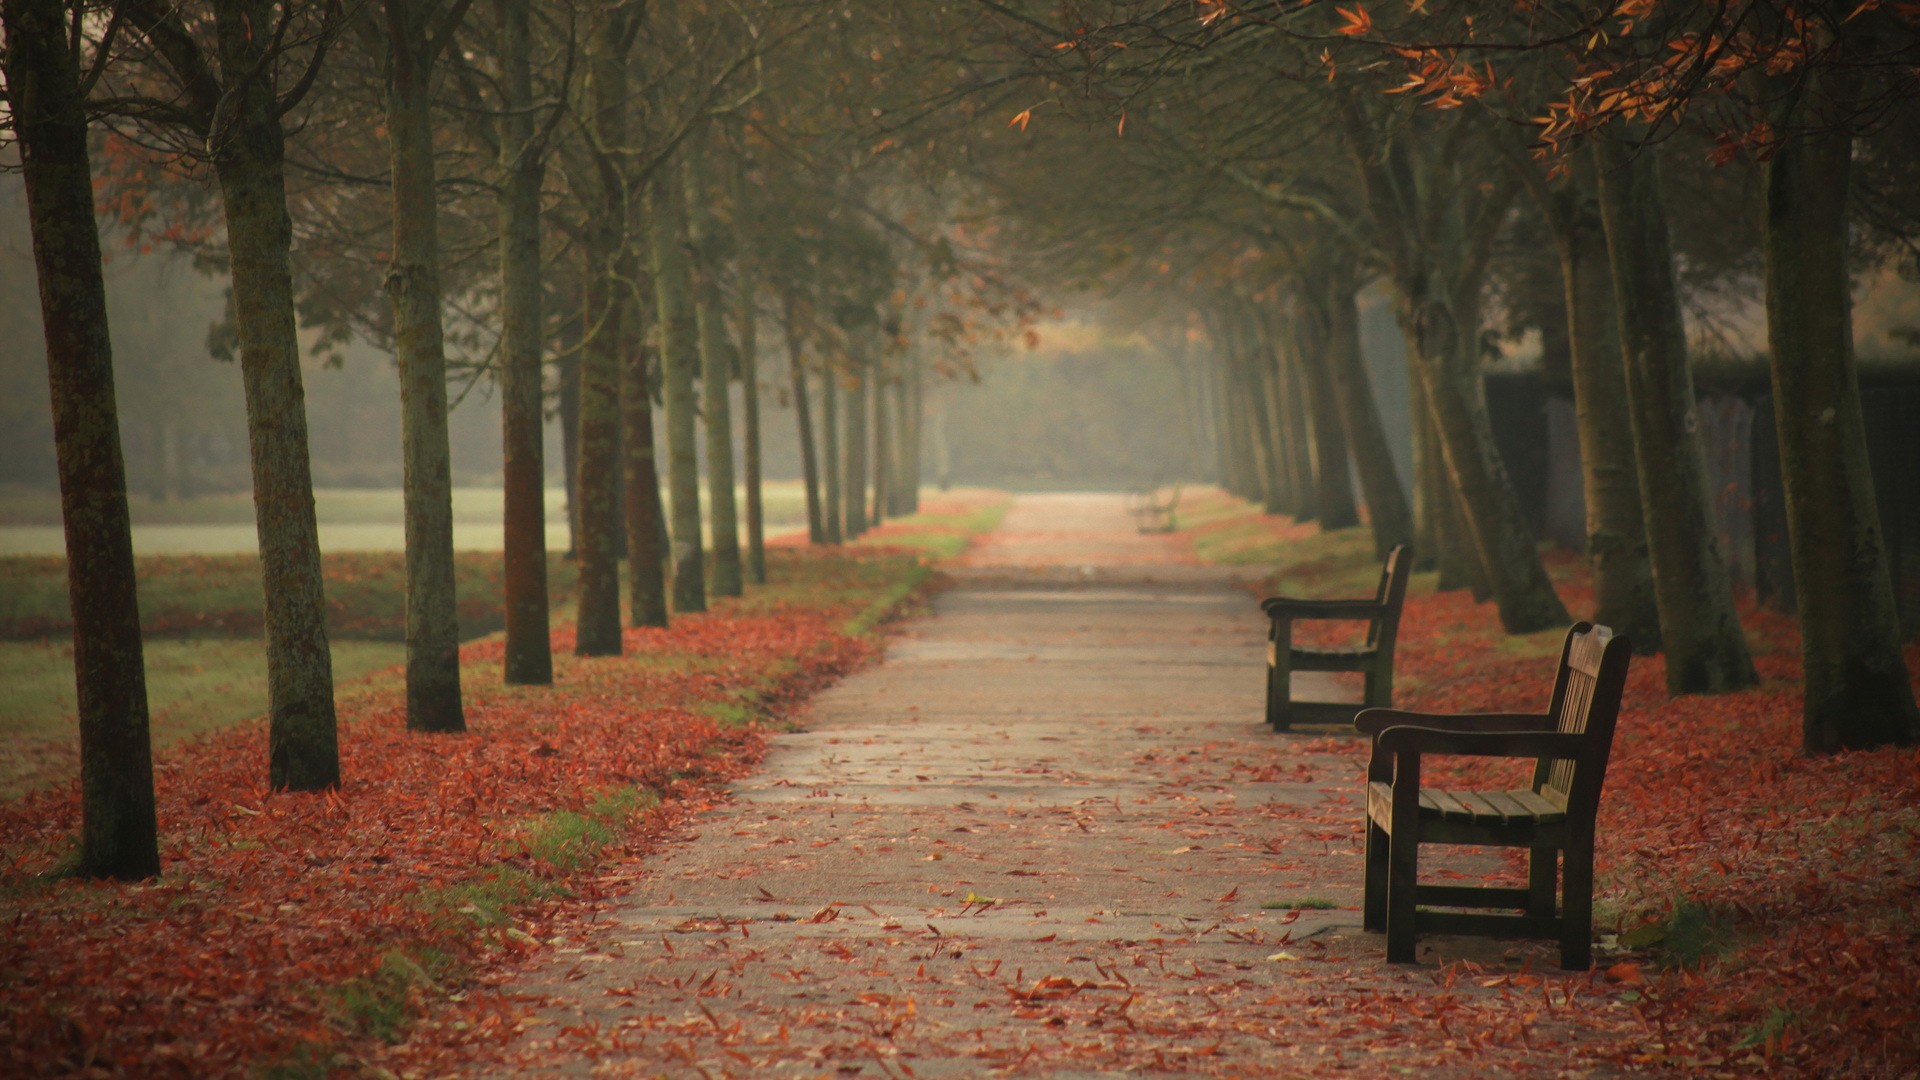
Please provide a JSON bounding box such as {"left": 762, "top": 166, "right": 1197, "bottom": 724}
{"left": 1354, "top": 709, "right": 1553, "bottom": 736}
{"left": 1375, "top": 726, "right": 1587, "bottom": 759}
{"left": 1260, "top": 597, "right": 1384, "bottom": 620}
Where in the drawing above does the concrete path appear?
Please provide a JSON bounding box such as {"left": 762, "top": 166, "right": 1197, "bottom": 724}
{"left": 493, "top": 494, "right": 1637, "bottom": 1078}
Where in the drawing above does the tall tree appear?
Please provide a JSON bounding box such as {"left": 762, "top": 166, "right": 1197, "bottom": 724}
{"left": 683, "top": 123, "right": 744, "bottom": 597}
{"left": 125, "top": 0, "right": 343, "bottom": 785}
{"left": 1763, "top": 60, "right": 1918, "bottom": 749}
{"left": 493, "top": 0, "right": 554, "bottom": 683}
{"left": 378, "top": 0, "right": 470, "bottom": 730}
{"left": 652, "top": 163, "right": 707, "bottom": 611}
{"left": 4, "top": 0, "right": 160, "bottom": 877}
{"left": 783, "top": 294, "right": 827, "bottom": 545}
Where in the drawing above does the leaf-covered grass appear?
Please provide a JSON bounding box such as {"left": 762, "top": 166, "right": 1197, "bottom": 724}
{"left": 1185, "top": 490, "right": 1920, "bottom": 1076}
{"left": 0, "top": 497, "right": 1000, "bottom": 1080}
{"left": 0, "top": 550, "right": 582, "bottom": 642}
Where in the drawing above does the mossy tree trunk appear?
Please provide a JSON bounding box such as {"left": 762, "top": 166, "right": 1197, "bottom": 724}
{"left": 382, "top": 0, "right": 466, "bottom": 731}
{"left": 1595, "top": 139, "right": 1757, "bottom": 691}
{"left": 4, "top": 0, "right": 160, "bottom": 877}
{"left": 1763, "top": 88, "right": 1917, "bottom": 749}
{"left": 570, "top": 12, "right": 631, "bottom": 656}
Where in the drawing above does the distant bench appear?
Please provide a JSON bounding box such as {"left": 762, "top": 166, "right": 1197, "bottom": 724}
{"left": 1355, "top": 622, "right": 1632, "bottom": 969}
{"left": 1129, "top": 484, "right": 1182, "bottom": 534}
{"left": 1261, "top": 544, "right": 1411, "bottom": 731}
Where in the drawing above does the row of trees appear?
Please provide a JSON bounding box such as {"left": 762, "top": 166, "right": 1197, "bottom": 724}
{"left": 1, "top": 0, "right": 1035, "bottom": 878}
{"left": 942, "top": 0, "right": 1916, "bottom": 752}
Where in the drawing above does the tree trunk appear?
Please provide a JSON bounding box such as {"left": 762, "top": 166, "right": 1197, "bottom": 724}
{"left": 1764, "top": 113, "right": 1917, "bottom": 749}
{"left": 205, "top": 0, "right": 344, "bottom": 782}
{"left": 844, "top": 363, "right": 870, "bottom": 538}
{"left": 1317, "top": 269, "right": 1413, "bottom": 557}
{"left": 1549, "top": 154, "right": 1662, "bottom": 647}
{"left": 557, "top": 331, "right": 581, "bottom": 559}
{"left": 1299, "top": 304, "right": 1359, "bottom": 530}
{"left": 1278, "top": 328, "right": 1319, "bottom": 521}
{"left": 495, "top": 0, "right": 551, "bottom": 683}
{"left": 682, "top": 130, "right": 742, "bottom": 598}
{"left": 1595, "top": 140, "right": 1757, "bottom": 691}
{"left": 650, "top": 167, "right": 706, "bottom": 612}
{"left": 821, "top": 366, "right": 845, "bottom": 544}
{"left": 5, "top": 0, "right": 160, "bottom": 877}
{"left": 872, "top": 358, "right": 891, "bottom": 528}
{"left": 570, "top": 16, "right": 629, "bottom": 655}
{"left": 1409, "top": 366, "right": 1441, "bottom": 572}
{"left": 784, "top": 300, "right": 825, "bottom": 545}
{"left": 622, "top": 334, "right": 669, "bottom": 628}
{"left": 383, "top": 0, "right": 464, "bottom": 731}
{"left": 737, "top": 263, "right": 765, "bottom": 584}
{"left": 901, "top": 351, "right": 924, "bottom": 513}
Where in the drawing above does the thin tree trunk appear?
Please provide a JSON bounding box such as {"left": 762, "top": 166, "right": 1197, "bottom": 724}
{"left": 571, "top": 15, "right": 628, "bottom": 655}
{"left": 737, "top": 263, "right": 765, "bottom": 584}
{"left": 902, "top": 350, "right": 924, "bottom": 513}
{"left": 1595, "top": 139, "right": 1757, "bottom": 691}
{"left": 650, "top": 167, "right": 706, "bottom": 612}
{"left": 495, "top": 0, "right": 552, "bottom": 683}
{"left": 557, "top": 328, "right": 581, "bottom": 558}
{"left": 873, "top": 358, "right": 891, "bottom": 528}
{"left": 845, "top": 365, "right": 870, "bottom": 538}
{"left": 785, "top": 300, "right": 825, "bottom": 545}
{"left": 821, "top": 366, "right": 844, "bottom": 544}
{"left": 1279, "top": 331, "right": 1319, "bottom": 521}
{"left": 1318, "top": 269, "right": 1413, "bottom": 557}
{"left": 4, "top": 0, "right": 160, "bottom": 876}
{"left": 383, "top": 0, "right": 464, "bottom": 731}
{"left": 207, "top": 0, "right": 344, "bottom": 780}
{"left": 1409, "top": 363, "right": 1441, "bottom": 571}
{"left": 682, "top": 130, "right": 742, "bottom": 597}
{"left": 1764, "top": 108, "right": 1917, "bottom": 749}
{"left": 1238, "top": 315, "right": 1283, "bottom": 514}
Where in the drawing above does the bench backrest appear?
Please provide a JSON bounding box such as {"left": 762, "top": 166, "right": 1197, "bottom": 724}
{"left": 1531, "top": 622, "right": 1632, "bottom": 820}
{"left": 1366, "top": 545, "right": 1414, "bottom": 652}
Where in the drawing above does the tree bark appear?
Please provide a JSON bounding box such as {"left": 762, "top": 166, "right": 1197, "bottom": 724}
{"left": 1763, "top": 108, "right": 1918, "bottom": 749}
{"left": 570, "top": 15, "right": 629, "bottom": 656}
{"left": 622, "top": 334, "right": 669, "bottom": 628}
{"left": 872, "top": 356, "right": 892, "bottom": 528}
{"left": 383, "top": 0, "right": 464, "bottom": 731}
{"left": 495, "top": 0, "right": 551, "bottom": 682}
{"left": 4, "top": 0, "right": 161, "bottom": 876}
{"left": 1298, "top": 304, "right": 1359, "bottom": 531}
{"left": 844, "top": 358, "right": 870, "bottom": 538}
{"left": 784, "top": 298, "right": 826, "bottom": 545}
{"left": 1539, "top": 153, "right": 1662, "bottom": 647}
{"left": 1316, "top": 268, "right": 1413, "bottom": 557}
{"left": 203, "top": 0, "right": 346, "bottom": 779}
{"left": 650, "top": 167, "right": 706, "bottom": 612}
{"left": 1595, "top": 140, "right": 1757, "bottom": 691}
{"left": 821, "top": 364, "right": 845, "bottom": 544}
{"left": 1277, "top": 327, "right": 1319, "bottom": 521}
{"left": 682, "top": 130, "right": 742, "bottom": 597}
{"left": 737, "top": 262, "right": 765, "bottom": 584}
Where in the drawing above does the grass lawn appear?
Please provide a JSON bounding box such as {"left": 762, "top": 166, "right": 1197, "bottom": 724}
{"left": 0, "top": 639, "right": 406, "bottom": 798}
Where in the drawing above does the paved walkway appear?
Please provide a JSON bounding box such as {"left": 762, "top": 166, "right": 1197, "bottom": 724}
{"left": 494, "top": 495, "right": 1636, "bottom": 1078}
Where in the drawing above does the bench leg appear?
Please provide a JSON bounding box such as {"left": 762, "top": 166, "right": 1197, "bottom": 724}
{"left": 1385, "top": 823, "right": 1419, "bottom": 963}
{"left": 1364, "top": 819, "right": 1388, "bottom": 932}
{"left": 1528, "top": 846, "right": 1558, "bottom": 919}
{"left": 1559, "top": 838, "right": 1594, "bottom": 970}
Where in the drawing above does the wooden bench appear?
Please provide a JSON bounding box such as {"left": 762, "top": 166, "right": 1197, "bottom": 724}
{"left": 1262, "top": 544, "right": 1411, "bottom": 731}
{"left": 1355, "top": 622, "right": 1632, "bottom": 969}
{"left": 1130, "top": 483, "right": 1182, "bottom": 534}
